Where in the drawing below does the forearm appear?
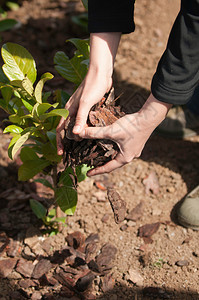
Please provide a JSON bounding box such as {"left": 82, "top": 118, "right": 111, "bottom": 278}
{"left": 87, "top": 32, "right": 121, "bottom": 80}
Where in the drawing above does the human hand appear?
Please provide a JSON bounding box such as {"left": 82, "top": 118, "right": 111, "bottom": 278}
{"left": 78, "top": 93, "right": 172, "bottom": 176}
{"left": 56, "top": 32, "right": 121, "bottom": 155}
{"left": 56, "top": 75, "right": 112, "bottom": 155}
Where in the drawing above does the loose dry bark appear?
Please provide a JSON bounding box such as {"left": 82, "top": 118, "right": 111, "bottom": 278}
{"left": 107, "top": 188, "right": 127, "bottom": 224}
{"left": 63, "top": 88, "right": 125, "bottom": 169}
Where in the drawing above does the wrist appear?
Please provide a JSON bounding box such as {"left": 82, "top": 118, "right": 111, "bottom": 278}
{"left": 138, "top": 93, "right": 172, "bottom": 129}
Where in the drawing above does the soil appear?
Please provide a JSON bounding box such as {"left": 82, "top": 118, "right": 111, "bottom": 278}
{"left": 0, "top": 0, "right": 199, "bottom": 299}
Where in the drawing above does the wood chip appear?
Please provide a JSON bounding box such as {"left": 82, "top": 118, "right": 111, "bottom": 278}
{"left": 107, "top": 188, "right": 127, "bottom": 224}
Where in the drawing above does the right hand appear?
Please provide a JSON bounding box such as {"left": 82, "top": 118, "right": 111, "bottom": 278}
{"left": 56, "top": 73, "right": 112, "bottom": 155}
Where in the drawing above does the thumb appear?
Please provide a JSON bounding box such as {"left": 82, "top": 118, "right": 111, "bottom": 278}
{"left": 72, "top": 103, "right": 90, "bottom": 134}
{"left": 79, "top": 125, "right": 111, "bottom": 140}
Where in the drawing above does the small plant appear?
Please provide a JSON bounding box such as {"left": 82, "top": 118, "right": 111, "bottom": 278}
{"left": 152, "top": 258, "right": 166, "bottom": 269}
{"left": 0, "top": 41, "right": 90, "bottom": 233}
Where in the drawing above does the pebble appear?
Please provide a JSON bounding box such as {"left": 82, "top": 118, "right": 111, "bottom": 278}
{"left": 176, "top": 260, "right": 189, "bottom": 267}
{"left": 101, "top": 214, "right": 109, "bottom": 223}
{"left": 126, "top": 268, "right": 144, "bottom": 286}
{"left": 127, "top": 220, "right": 136, "bottom": 227}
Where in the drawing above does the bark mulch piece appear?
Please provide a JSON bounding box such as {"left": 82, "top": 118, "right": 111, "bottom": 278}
{"left": 138, "top": 222, "right": 160, "bottom": 238}
{"left": 0, "top": 258, "right": 18, "bottom": 277}
{"left": 16, "top": 258, "right": 34, "bottom": 278}
{"left": 63, "top": 88, "right": 124, "bottom": 169}
{"left": 32, "top": 259, "right": 52, "bottom": 279}
{"left": 107, "top": 188, "right": 127, "bottom": 224}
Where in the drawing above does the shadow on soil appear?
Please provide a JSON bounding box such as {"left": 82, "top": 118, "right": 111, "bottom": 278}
{"left": 1, "top": 277, "right": 199, "bottom": 300}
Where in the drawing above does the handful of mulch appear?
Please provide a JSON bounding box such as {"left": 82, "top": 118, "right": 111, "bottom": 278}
{"left": 63, "top": 88, "right": 125, "bottom": 169}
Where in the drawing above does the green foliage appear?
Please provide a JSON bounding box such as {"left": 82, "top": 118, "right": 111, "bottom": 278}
{"left": 1, "top": 41, "right": 91, "bottom": 233}
{"left": 54, "top": 38, "right": 90, "bottom": 88}
{"left": 0, "top": 18, "right": 17, "bottom": 32}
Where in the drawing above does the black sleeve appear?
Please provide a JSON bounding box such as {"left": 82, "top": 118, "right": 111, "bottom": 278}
{"left": 151, "top": 0, "right": 199, "bottom": 105}
{"left": 88, "top": 0, "right": 135, "bottom": 34}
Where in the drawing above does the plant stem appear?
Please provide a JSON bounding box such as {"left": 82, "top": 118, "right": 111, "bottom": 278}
{"left": 52, "top": 164, "right": 62, "bottom": 232}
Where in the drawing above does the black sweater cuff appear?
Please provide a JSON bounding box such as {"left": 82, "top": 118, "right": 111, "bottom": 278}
{"left": 88, "top": 0, "right": 135, "bottom": 34}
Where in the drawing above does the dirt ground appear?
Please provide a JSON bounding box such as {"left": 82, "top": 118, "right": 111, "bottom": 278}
{"left": 0, "top": 0, "right": 199, "bottom": 299}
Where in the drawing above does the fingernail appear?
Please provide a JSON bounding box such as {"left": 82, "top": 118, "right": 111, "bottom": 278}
{"left": 73, "top": 125, "right": 81, "bottom": 134}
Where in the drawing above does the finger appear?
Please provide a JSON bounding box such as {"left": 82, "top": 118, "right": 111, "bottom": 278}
{"left": 87, "top": 158, "right": 124, "bottom": 176}
{"left": 79, "top": 125, "right": 110, "bottom": 140}
{"left": 56, "top": 117, "right": 65, "bottom": 155}
{"left": 72, "top": 103, "right": 91, "bottom": 134}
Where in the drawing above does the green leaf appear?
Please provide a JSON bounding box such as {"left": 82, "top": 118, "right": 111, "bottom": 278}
{"left": 21, "top": 99, "right": 34, "bottom": 112}
{"left": 0, "top": 67, "right": 9, "bottom": 83}
{"left": 68, "top": 38, "right": 90, "bottom": 58}
{"left": 11, "top": 131, "right": 30, "bottom": 159}
{"left": 34, "top": 72, "right": 54, "bottom": 103}
{"left": 21, "top": 76, "right": 34, "bottom": 96}
{"left": 54, "top": 51, "right": 87, "bottom": 85}
{"left": 30, "top": 199, "right": 47, "bottom": 220}
{"left": 46, "top": 129, "right": 57, "bottom": 149}
{"left": 1, "top": 86, "right": 13, "bottom": 102}
{"left": 20, "top": 146, "right": 39, "bottom": 162}
{"left": 40, "top": 108, "right": 68, "bottom": 121}
{"left": 36, "top": 103, "right": 52, "bottom": 116}
{"left": 58, "top": 167, "right": 74, "bottom": 187}
{"left": 43, "top": 91, "right": 51, "bottom": 102}
{"left": 54, "top": 217, "right": 66, "bottom": 224}
{"left": 8, "top": 134, "right": 20, "bottom": 159}
{"left": 41, "top": 142, "right": 61, "bottom": 163}
{"left": 55, "top": 186, "right": 77, "bottom": 215}
{"left": 0, "top": 19, "right": 18, "bottom": 32}
{"left": 2, "top": 43, "right": 37, "bottom": 84}
{"left": 0, "top": 98, "right": 8, "bottom": 112}
{"left": 75, "top": 164, "right": 91, "bottom": 183}
{"left": 3, "top": 124, "right": 23, "bottom": 134}
{"left": 6, "top": 2, "right": 19, "bottom": 11}
{"left": 18, "top": 158, "right": 51, "bottom": 181}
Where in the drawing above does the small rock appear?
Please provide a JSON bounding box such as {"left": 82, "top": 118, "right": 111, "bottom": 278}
{"left": 101, "top": 214, "right": 109, "bottom": 223}
{"left": 0, "top": 258, "right": 18, "bottom": 278}
{"left": 143, "top": 171, "right": 159, "bottom": 194}
{"left": 126, "top": 201, "right": 144, "bottom": 221}
{"left": 127, "top": 268, "right": 144, "bottom": 286}
{"left": 16, "top": 258, "right": 34, "bottom": 278}
{"left": 127, "top": 220, "right": 136, "bottom": 227}
{"left": 176, "top": 260, "right": 189, "bottom": 267}
{"left": 32, "top": 259, "right": 52, "bottom": 279}
{"left": 138, "top": 222, "right": 160, "bottom": 238}
{"left": 120, "top": 224, "right": 128, "bottom": 231}
{"left": 152, "top": 208, "right": 162, "bottom": 216}
{"left": 94, "top": 191, "right": 107, "bottom": 202}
